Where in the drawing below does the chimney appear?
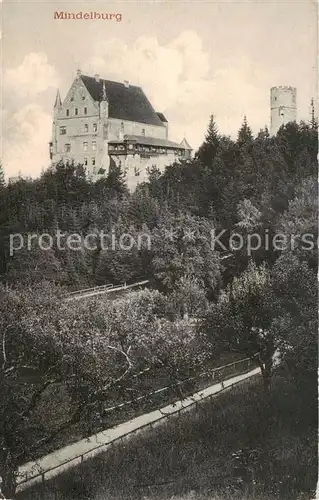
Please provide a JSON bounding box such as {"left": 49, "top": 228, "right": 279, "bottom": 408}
{"left": 95, "top": 74, "right": 100, "bottom": 82}
{"left": 124, "top": 80, "right": 129, "bottom": 88}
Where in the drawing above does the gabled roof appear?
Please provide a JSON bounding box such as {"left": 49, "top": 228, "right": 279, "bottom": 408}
{"left": 156, "top": 112, "right": 168, "bottom": 123}
{"left": 80, "top": 75, "right": 164, "bottom": 127}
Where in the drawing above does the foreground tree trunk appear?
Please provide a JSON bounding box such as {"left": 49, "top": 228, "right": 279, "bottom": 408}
{"left": 262, "top": 357, "right": 272, "bottom": 394}
{"left": 258, "top": 351, "right": 273, "bottom": 396}
{"left": 0, "top": 455, "right": 17, "bottom": 500}
{"left": 257, "top": 332, "right": 275, "bottom": 395}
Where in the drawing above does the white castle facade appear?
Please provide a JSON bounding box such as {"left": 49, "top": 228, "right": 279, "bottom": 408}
{"left": 50, "top": 70, "right": 192, "bottom": 191}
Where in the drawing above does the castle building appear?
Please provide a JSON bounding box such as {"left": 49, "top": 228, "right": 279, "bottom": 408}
{"left": 270, "top": 86, "right": 297, "bottom": 136}
{"left": 50, "top": 70, "right": 192, "bottom": 190}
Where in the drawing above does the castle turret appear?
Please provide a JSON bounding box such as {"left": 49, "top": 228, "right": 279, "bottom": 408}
{"left": 99, "top": 81, "right": 110, "bottom": 175}
{"left": 51, "top": 89, "right": 62, "bottom": 158}
{"left": 54, "top": 89, "right": 62, "bottom": 109}
{"left": 180, "top": 137, "right": 192, "bottom": 159}
{"left": 270, "top": 86, "right": 297, "bottom": 136}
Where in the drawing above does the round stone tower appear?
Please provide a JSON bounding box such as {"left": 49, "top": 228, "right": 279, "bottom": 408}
{"left": 270, "top": 86, "right": 297, "bottom": 135}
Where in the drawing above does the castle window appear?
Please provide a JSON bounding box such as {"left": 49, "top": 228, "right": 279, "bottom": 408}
{"left": 75, "top": 108, "right": 78, "bottom": 115}
{"left": 84, "top": 124, "right": 88, "bottom": 133}
{"left": 60, "top": 126, "right": 66, "bottom": 135}
{"left": 66, "top": 109, "right": 69, "bottom": 117}
{"left": 84, "top": 107, "right": 87, "bottom": 115}
{"left": 141, "top": 128, "right": 145, "bottom": 136}
{"left": 83, "top": 142, "right": 88, "bottom": 151}
{"left": 93, "top": 166, "right": 97, "bottom": 175}
{"left": 92, "top": 157, "right": 96, "bottom": 166}
{"left": 92, "top": 141, "right": 97, "bottom": 151}
{"left": 64, "top": 143, "right": 71, "bottom": 153}
{"left": 84, "top": 158, "right": 88, "bottom": 166}
{"left": 93, "top": 123, "right": 97, "bottom": 132}
{"left": 134, "top": 167, "right": 140, "bottom": 177}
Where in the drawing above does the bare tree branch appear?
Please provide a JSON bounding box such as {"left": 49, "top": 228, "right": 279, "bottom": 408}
{"left": 16, "top": 345, "right": 134, "bottom": 462}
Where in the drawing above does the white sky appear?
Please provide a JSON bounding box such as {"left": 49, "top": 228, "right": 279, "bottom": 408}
{"left": 1, "top": 0, "right": 317, "bottom": 178}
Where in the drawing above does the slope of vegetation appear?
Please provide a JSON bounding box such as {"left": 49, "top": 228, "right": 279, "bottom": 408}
{"left": 18, "top": 370, "right": 317, "bottom": 500}
{"left": 0, "top": 117, "right": 317, "bottom": 498}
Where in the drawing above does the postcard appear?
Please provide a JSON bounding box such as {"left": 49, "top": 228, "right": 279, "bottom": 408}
{"left": 0, "top": 1, "right": 317, "bottom": 499}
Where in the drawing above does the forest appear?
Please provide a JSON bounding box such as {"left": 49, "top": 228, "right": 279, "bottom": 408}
{"left": 0, "top": 116, "right": 317, "bottom": 499}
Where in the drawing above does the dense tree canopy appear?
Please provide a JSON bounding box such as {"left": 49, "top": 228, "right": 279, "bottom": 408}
{"left": 0, "top": 114, "right": 317, "bottom": 497}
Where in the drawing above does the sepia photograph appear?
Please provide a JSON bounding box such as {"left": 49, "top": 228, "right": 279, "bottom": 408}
{"left": 0, "top": 0, "right": 318, "bottom": 499}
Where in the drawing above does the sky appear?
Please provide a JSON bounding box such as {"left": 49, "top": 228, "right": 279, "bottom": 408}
{"left": 1, "top": 0, "right": 317, "bottom": 179}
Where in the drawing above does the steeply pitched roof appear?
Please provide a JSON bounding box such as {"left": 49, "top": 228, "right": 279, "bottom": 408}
{"left": 54, "top": 90, "right": 62, "bottom": 108}
{"left": 156, "top": 112, "right": 168, "bottom": 123}
{"left": 180, "top": 137, "right": 192, "bottom": 150}
{"left": 109, "top": 134, "right": 185, "bottom": 149}
{"left": 80, "top": 75, "right": 164, "bottom": 127}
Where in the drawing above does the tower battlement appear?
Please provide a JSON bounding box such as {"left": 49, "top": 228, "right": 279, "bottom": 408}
{"left": 270, "top": 86, "right": 296, "bottom": 91}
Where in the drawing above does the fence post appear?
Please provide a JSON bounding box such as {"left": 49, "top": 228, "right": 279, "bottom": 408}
{"left": 40, "top": 473, "right": 45, "bottom": 500}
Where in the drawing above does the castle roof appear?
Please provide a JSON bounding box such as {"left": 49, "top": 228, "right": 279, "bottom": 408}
{"left": 80, "top": 75, "right": 164, "bottom": 127}
{"left": 109, "top": 134, "right": 185, "bottom": 149}
{"left": 54, "top": 89, "right": 62, "bottom": 108}
{"left": 180, "top": 137, "right": 192, "bottom": 150}
{"left": 156, "top": 112, "right": 168, "bottom": 123}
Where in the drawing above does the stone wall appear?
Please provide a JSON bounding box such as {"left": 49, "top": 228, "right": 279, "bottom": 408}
{"left": 111, "top": 151, "right": 180, "bottom": 191}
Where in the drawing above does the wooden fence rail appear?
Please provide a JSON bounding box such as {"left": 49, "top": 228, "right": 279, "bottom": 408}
{"left": 65, "top": 279, "right": 149, "bottom": 301}
{"left": 16, "top": 355, "right": 259, "bottom": 492}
